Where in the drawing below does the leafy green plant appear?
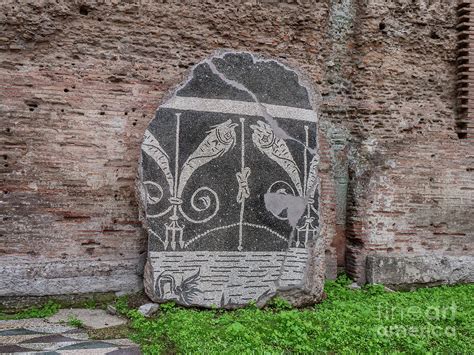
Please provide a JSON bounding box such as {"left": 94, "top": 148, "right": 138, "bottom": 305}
{"left": 268, "top": 296, "right": 292, "bottom": 311}
{"left": 0, "top": 300, "right": 60, "bottom": 320}
{"left": 363, "top": 283, "right": 386, "bottom": 296}
{"left": 67, "top": 315, "right": 84, "bottom": 328}
{"left": 335, "top": 272, "right": 352, "bottom": 287}
{"left": 160, "top": 302, "right": 176, "bottom": 312}
{"left": 83, "top": 299, "right": 97, "bottom": 309}
{"left": 115, "top": 295, "right": 130, "bottom": 316}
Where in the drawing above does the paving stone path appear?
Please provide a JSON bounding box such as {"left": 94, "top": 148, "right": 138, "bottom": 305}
{"left": 0, "top": 310, "right": 140, "bottom": 354}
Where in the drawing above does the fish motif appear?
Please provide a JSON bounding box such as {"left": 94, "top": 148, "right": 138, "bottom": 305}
{"left": 306, "top": 152, "right": 320, "bottom": 198}
{"left": 142, "top": 130, "right": 175, "bottom": 195}
{"left": 177, "top": 119, "right": 237, "bottom": 197}
{"left": 250, "top": 121, "right": 303, "bottom": 196}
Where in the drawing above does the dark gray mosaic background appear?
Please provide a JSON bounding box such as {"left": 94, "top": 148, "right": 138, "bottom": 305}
{"left": 177, "top": 52, "right": 312, "bottom": 109}
{"left": 141, "top": 52, "right": 319, "bottom": 253}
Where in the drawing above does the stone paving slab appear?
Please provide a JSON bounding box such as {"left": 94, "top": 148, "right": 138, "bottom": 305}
{"left": 48, "top": 309, "right": 127, "bottom": 330}
{"left": 0, "top": 310, "right": 140, "bottom": 354}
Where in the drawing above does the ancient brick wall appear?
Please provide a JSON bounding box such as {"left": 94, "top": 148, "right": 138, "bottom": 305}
{"left": 345, "top": 0, "right": 473, "bottom": 284}
{"left": 457, "top": 0, "right": 474, "bottom": 139}
{"left": 0, "top": 0, "right": 472, "bottom": 297}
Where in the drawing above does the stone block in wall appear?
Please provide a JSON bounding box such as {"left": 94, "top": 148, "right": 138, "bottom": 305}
{"left": 0, "top": 257, "right": 143, "bottom": 296}
{"left": 366, "top": 255, "right": 474, "bottom": 289}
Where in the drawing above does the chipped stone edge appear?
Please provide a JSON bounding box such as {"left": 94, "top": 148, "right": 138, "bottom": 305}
{"left": 136, "top": 49, "right": 325, "bottom": 308}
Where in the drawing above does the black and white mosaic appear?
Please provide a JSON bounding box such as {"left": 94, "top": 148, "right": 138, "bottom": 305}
{"left": 139, "top": 51, "right": 322, "bottom": 308}
{"left": 0, "top": 319, "right": 140, "bottom": 354}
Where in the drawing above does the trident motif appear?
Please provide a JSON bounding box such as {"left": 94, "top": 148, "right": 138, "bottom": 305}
{"left": 142, "top": 112, "right": 237, "bottom": 250}
{"left": 250, "top": 121, "right": 319, "bottom": 247}
{"left": 296, "top": 126, "right": 320, "bottom": 247}
{"left": 236, "top": 117, "right": 250, "bottom": 251}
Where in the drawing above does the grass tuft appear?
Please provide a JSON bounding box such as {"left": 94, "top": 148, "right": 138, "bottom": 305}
{"left": 67, "top": 315, "right": 84, "bottom": 328}
{"left": 0, "top": 300, "right": 60, "bottom": 320}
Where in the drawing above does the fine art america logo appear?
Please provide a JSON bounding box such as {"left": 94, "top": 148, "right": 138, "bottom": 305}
{"left": 376, "top": 303, "right": 458, "bottom": 338}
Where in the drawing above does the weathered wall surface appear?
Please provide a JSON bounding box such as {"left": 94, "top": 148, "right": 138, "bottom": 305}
{"left": 0, "top": 0, "right": 472, "bottom": 297}
{"left": 344, "top": 0, "right": 473, "bottom": 284}
{"left": 0, "top": 0, "right": 338, "bottom": 297}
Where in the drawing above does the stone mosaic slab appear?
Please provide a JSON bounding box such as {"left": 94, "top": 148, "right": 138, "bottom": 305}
{"left": 140, "top": 51, "right": 324, "bottom": 308}
{"left": 0, "top": 317, "right": 140, "bottom": 354}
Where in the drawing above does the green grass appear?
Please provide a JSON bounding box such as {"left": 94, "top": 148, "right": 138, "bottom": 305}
{"left": 67, "top": 315, "right": 84, "bottom": 328}
{"left": 0, "top": 300, "right": 60, "bottom": 320}
{"left": 1, "top": 278, "right": 472, "bottom": 353}
{"left": 125, "top": 276, "right": 474, "bottom": 354}
{"left": 115, "top": 295, "right": 131, "bottom": 316}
